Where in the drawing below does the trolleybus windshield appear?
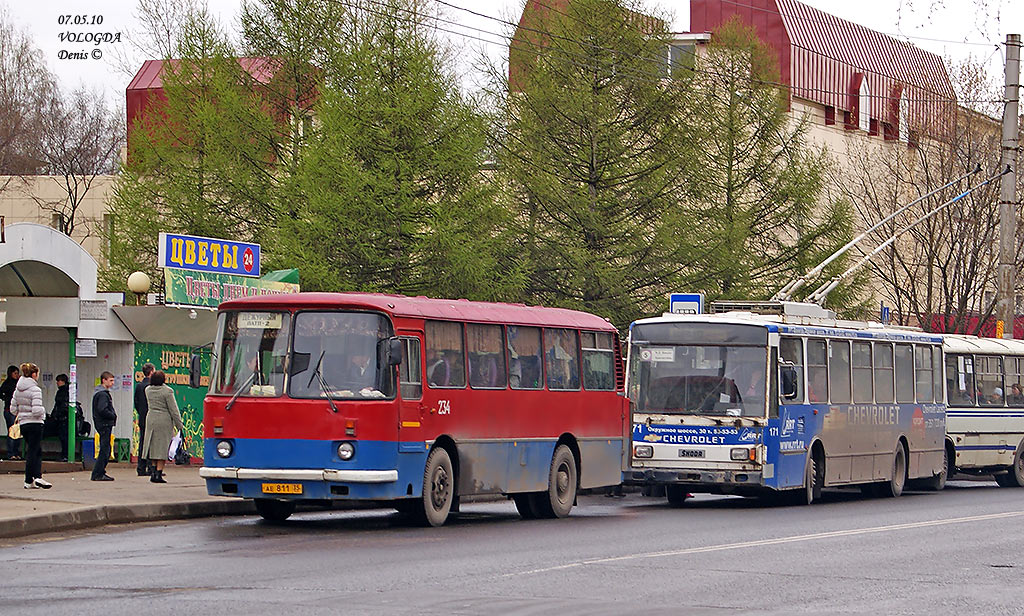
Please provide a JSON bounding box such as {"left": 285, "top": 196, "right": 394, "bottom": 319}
{"left": 629, "top": 322, "right": 768, "bottom": 417}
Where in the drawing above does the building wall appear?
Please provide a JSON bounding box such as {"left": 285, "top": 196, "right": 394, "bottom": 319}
{"left": 0, "top": 175, "right": 115, "bottom": 265}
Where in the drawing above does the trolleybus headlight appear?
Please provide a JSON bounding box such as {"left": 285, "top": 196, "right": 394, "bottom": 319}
{"left": 337, "top": 442, "right": 355, "bottom": 461}
{"left": 634, "top": 445, "right": 654, "bottom": 458}
{"left": 216, "top": 440, "right": 233, "bottom": 458}
{"left": 731, "top": 447, "right": 754, "bottom": 461}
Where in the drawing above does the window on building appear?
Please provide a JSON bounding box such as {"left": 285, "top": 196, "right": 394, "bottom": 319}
{"left": 898, "top": 91, "right": 909, "bottom": 143}
{"left": 859, "top": 78, "right": 871, "bottom": 132}
{"left": 668, "top": 43, "right": 695, "bottom": 78}
{"left": 824, "top": 105, "right": 836, "bottom": 126}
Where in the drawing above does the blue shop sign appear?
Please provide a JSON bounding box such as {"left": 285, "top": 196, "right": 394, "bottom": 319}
{"left": 158, "top": 232, "right": 261, "bottom": 278}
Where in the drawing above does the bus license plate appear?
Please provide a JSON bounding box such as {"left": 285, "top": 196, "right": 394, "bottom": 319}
{"left": 262, "top": 483, "right": 303, "bottom": 495}
{"left": 678, "top": 449, "right": 705, "bottom": 458}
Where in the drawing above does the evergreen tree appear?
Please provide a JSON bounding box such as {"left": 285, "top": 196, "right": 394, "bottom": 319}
{"left": 494, "top": 0, "right": 697, "bottom": 328}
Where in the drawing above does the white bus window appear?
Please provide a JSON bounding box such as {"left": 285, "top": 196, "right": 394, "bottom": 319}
{"left": 915, "top": 346, "right": 933, "bottom": 403}
{"left": 946, "top": 354, "right": 975, "bottom": 405}
{"left": 807, "top": 340, "right": 828, "bottom": 403}
{"left": 977, "top": 355, "right": 1004, "bottom": 407}
{"left": 1007, "top": 357, "right": 1024, "bottom": 407}
{"left": 852, "top": 342, "right": 873, "bottom": 403}
{"left": 780, "top": 337, "right": 804, "bottom": 404}
{"left": 829, "top": 340, "right": 851, "bottom": 404}
{"left": 895, "top": 344, "right": 915, "bottom": 403}
{"left": 582, "top": 331, "right": 616, "bottom": 391}
{"left": 874, "top": 343, "right": 895, "bottom": 403}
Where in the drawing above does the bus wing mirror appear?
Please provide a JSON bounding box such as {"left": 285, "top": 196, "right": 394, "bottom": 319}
{"left": 780, "top": 365, "right": 799, "bottom": 400}
{"left": 387, "top": 338, "right": 403, "bottom": 367}
{"left": 188, "top": 354, "right": 202, "bottom": 388}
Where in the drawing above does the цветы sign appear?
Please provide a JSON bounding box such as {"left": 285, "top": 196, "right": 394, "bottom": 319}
{"left": 158, "top": 232, "right": 261, "bottom": 277}
{"left": 163, "top": 268, "right": 299, "bottom": 308}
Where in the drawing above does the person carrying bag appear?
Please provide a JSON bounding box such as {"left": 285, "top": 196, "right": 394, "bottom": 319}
{"left": 12, "top": 363, "right": 51, "bottom": 489}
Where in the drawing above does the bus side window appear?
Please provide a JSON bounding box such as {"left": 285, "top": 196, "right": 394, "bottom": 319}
{"left": 467, "top": 324, "right": 507, "bottom": 389}
{"left": 1008, "top": 358, "right": 1024, "bottom": 407}
{"left": 915, "top": 346, "right": 934, "bottom": 403}
{"left": 426, "top": 321, "right": 466, "bottom": 388}
{"left": 852, "top": 341, "right": 872, "bottom": 403}
{"left": 931, "top": 346, "right": 943, "bottom": 404}
{"left": 582, "top": 331, "right": 616, "bottom": 391}
{"left": 544, "top": 328, "right": 581, "bottom": 390}
{"left": 508, "top": 326, "right": 543, "bottom": 390}
{"left": 895, "top": 344, "right": 915, "bottom": 403}
{"left": 829, "top": 340, "right": 851, "bottom": 404}
{"left": 946, "top": 354, "right": 974, "bottom": 405}
{"left": 779, "top": 337, "right": 804, "bottom": 404}
{"left": 399, "top": 337, "right": 422, "bottom": 399}
{"left": 977, "top": 355, "right": 1004, "bottom": 407}
{"left": 806, "top": 339, "right": 828, "bottom": 403}
{"left": 874, "top": 343, "right": 894, "bottom": 403}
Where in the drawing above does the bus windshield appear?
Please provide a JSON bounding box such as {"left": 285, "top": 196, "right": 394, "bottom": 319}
{"left": 211, "top": 311, "right": 291, "bottom": 397}
{"left": 288, "top": 311, "right": 396, "bottom": 400}
{"left": 629, "top": 344, "right": 767, "bottom": 417}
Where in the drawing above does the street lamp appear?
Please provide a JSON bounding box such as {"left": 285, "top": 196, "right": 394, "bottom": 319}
{"left": 127, "top": 271, "right": 151, "bottom": 306}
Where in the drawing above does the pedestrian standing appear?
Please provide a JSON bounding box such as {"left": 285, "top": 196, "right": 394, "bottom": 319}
{"left": 90, "top": 372, "right": 116, "bottom": 482}
{"left": 51, "top": 374, "right": 70, "bottom": 461}
{"left": 134, "top": 363, "right": 154, "bottom": 476}
{"left": 11, "top": 363, "right": 51, "bottom": 489}
{"left": 1, "top": 365, "right": 21, "bottom": 460}
{"left": 142, "top": 371, "right": 184, "bottom": 484}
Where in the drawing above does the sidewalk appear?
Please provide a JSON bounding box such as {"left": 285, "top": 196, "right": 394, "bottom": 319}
{"left": 0, "top": 462, "right": 254, "bottom": 539}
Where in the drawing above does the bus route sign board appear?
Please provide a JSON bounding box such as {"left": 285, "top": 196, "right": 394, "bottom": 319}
{"left": 158, "top": 232, "right": 261, "bottom": 278}
{"left": 669, "top": 293, "right": 704, "bottom": 315}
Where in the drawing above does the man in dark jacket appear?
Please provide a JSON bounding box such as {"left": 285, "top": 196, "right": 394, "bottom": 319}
{"left": 134, "top": 363, "right": 154, "bottom": 476}
{"left": 91, "top": 372, "right": 116, "bottom": 481}
{"left": 51, "top": 374, "right": 70, "bottom": 461}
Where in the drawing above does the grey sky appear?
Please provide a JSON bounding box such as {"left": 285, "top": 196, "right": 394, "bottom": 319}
{"left": 4, "top": 0, "right": 1020, "bottom": 106}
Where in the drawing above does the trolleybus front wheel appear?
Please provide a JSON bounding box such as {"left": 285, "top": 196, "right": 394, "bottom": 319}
{"left": 791, "top": 451, "right": 822, "bottom": 506}
{"left": 417, "top": 447, "right": 454, "bottom": 527}
{"left": 994, "top": 443, "right": 1024, "bottom": 487}
{"left": 255, "top": 498, "right": 296, "bottom": 522}
{"left": 666, "top": 485, "right": 690, "bottom": 507}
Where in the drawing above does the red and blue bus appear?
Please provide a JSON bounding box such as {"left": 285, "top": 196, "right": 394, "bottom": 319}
{"left": 197, "top": 293, "right": 627, "bottom": 525}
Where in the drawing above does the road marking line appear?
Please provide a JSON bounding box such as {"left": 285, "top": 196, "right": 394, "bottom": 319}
{"left": 504, "top": 510, "right": 1024, "bottom": 577}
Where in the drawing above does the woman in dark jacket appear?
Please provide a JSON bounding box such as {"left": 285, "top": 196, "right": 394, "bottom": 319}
{"left": 1, "top": 365, "right": 21, "bottom": 460}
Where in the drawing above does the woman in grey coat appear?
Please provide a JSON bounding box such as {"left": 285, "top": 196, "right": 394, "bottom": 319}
{"left": 142, "top": 371, "right": 184, "bottom": 483}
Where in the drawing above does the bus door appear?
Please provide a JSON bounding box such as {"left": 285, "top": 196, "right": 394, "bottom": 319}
{"left": 397, "top": 332, "right": 425, "bottom": 452}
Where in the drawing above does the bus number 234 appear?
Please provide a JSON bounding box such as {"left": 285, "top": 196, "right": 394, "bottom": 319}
{"left": 437, "top": 400, "right": 451, "bottom": 415}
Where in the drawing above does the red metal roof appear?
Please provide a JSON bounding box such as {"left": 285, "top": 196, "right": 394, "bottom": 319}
{"left": 218, "top": 292, "right": 618, "bottom": 331}
{"left": 688, "top": 0, "right": 956, "bottom": 132}
{"left": 126, "top": 57, "right": 280, "bottom": 91}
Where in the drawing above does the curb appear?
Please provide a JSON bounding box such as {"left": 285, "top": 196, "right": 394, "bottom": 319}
{"left": 0, "top": 499, "right": 257, "bottom": 539}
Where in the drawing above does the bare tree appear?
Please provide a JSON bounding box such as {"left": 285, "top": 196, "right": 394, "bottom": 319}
{"left": 0, "top": 8, "right": 58, "bottom": 178}
{"left": 29, "top": 88, "right": 125, "bottom": 239}
{"left": 837, "top": 59, "right": 1021, "bottom": 334}
{"left": 109, "top": 0, "right": 202, "bottom": 78}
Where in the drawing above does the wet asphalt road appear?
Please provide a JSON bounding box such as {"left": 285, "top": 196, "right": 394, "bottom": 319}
{"left": 3, "top": 480, "right": 1023, "bottom": 616}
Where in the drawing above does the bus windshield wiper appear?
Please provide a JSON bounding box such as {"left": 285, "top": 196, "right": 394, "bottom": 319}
{"left": 226, "top": 370, "right": 257, "bottom": 411}
{"left": 308, "top": 350, "right": 339, "bottom": 413}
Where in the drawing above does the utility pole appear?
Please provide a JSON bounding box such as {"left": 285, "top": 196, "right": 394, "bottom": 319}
{"left": 997, "top": 33, "right": 1021, "bottom": 339}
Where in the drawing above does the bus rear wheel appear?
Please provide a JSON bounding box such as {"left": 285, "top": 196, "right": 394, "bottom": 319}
{"left": 880, "top": 445, "right": 907, "bottom": 498}
{"left": 513, "top": 494, "right": 540, "bottom": 519}
{"left": 255, "top": 498, "right": 296, "bottom": 522}
{"left": 534, "top": 445, "right": 577, "bottom": 519}
{"left": 416, "top": 447, "right": 454, "bottom": 527}
{"left": 923, "top": 445, "right": 949, "bottom": 491}
{"left": 995, "top": 445, "right": 1024, "bottom": 487}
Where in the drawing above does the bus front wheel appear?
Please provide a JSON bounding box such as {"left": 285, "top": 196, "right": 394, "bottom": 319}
{"left": 255, "top": 498, "right": 296, "bottom": 522}
{"left": 666, "top": 485, "right": 690, "bottom": 507}
{"left": 417, "top": 447, "right": 454, "bottom": 527}
{"left": 535, "top": 444, "right": 577, "bottom": 518}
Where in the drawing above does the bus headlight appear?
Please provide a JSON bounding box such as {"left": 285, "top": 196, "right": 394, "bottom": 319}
{"left": 216, "top": 440, "right": 233, "bottom": 458}
{"left": 634, "top": 445, "right": 654, "bottom": 458}
{"left": 731, "top": 447, "right": 755, "bottom": 461}
{"left": 337, "top": 442, "right": 355, "bottom": 461}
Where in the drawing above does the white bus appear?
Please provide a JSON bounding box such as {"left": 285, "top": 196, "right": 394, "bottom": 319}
{"left": 943, "top": 334, "right": 1024, "bottom": 486}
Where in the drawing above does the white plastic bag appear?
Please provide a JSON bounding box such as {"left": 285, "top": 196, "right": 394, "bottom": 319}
{"left": 168, "top": 431, "right": 181, "bottom": 461}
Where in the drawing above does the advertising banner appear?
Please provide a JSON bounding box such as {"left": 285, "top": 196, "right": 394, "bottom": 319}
{"left": 158, "top": 232, "right": 261, "bottom": 277}
{"left": 163, "top": 268, "right": 299, "bottom": 308}
{"left": 133, "top": 343, "right": 210, "bottom": 461}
